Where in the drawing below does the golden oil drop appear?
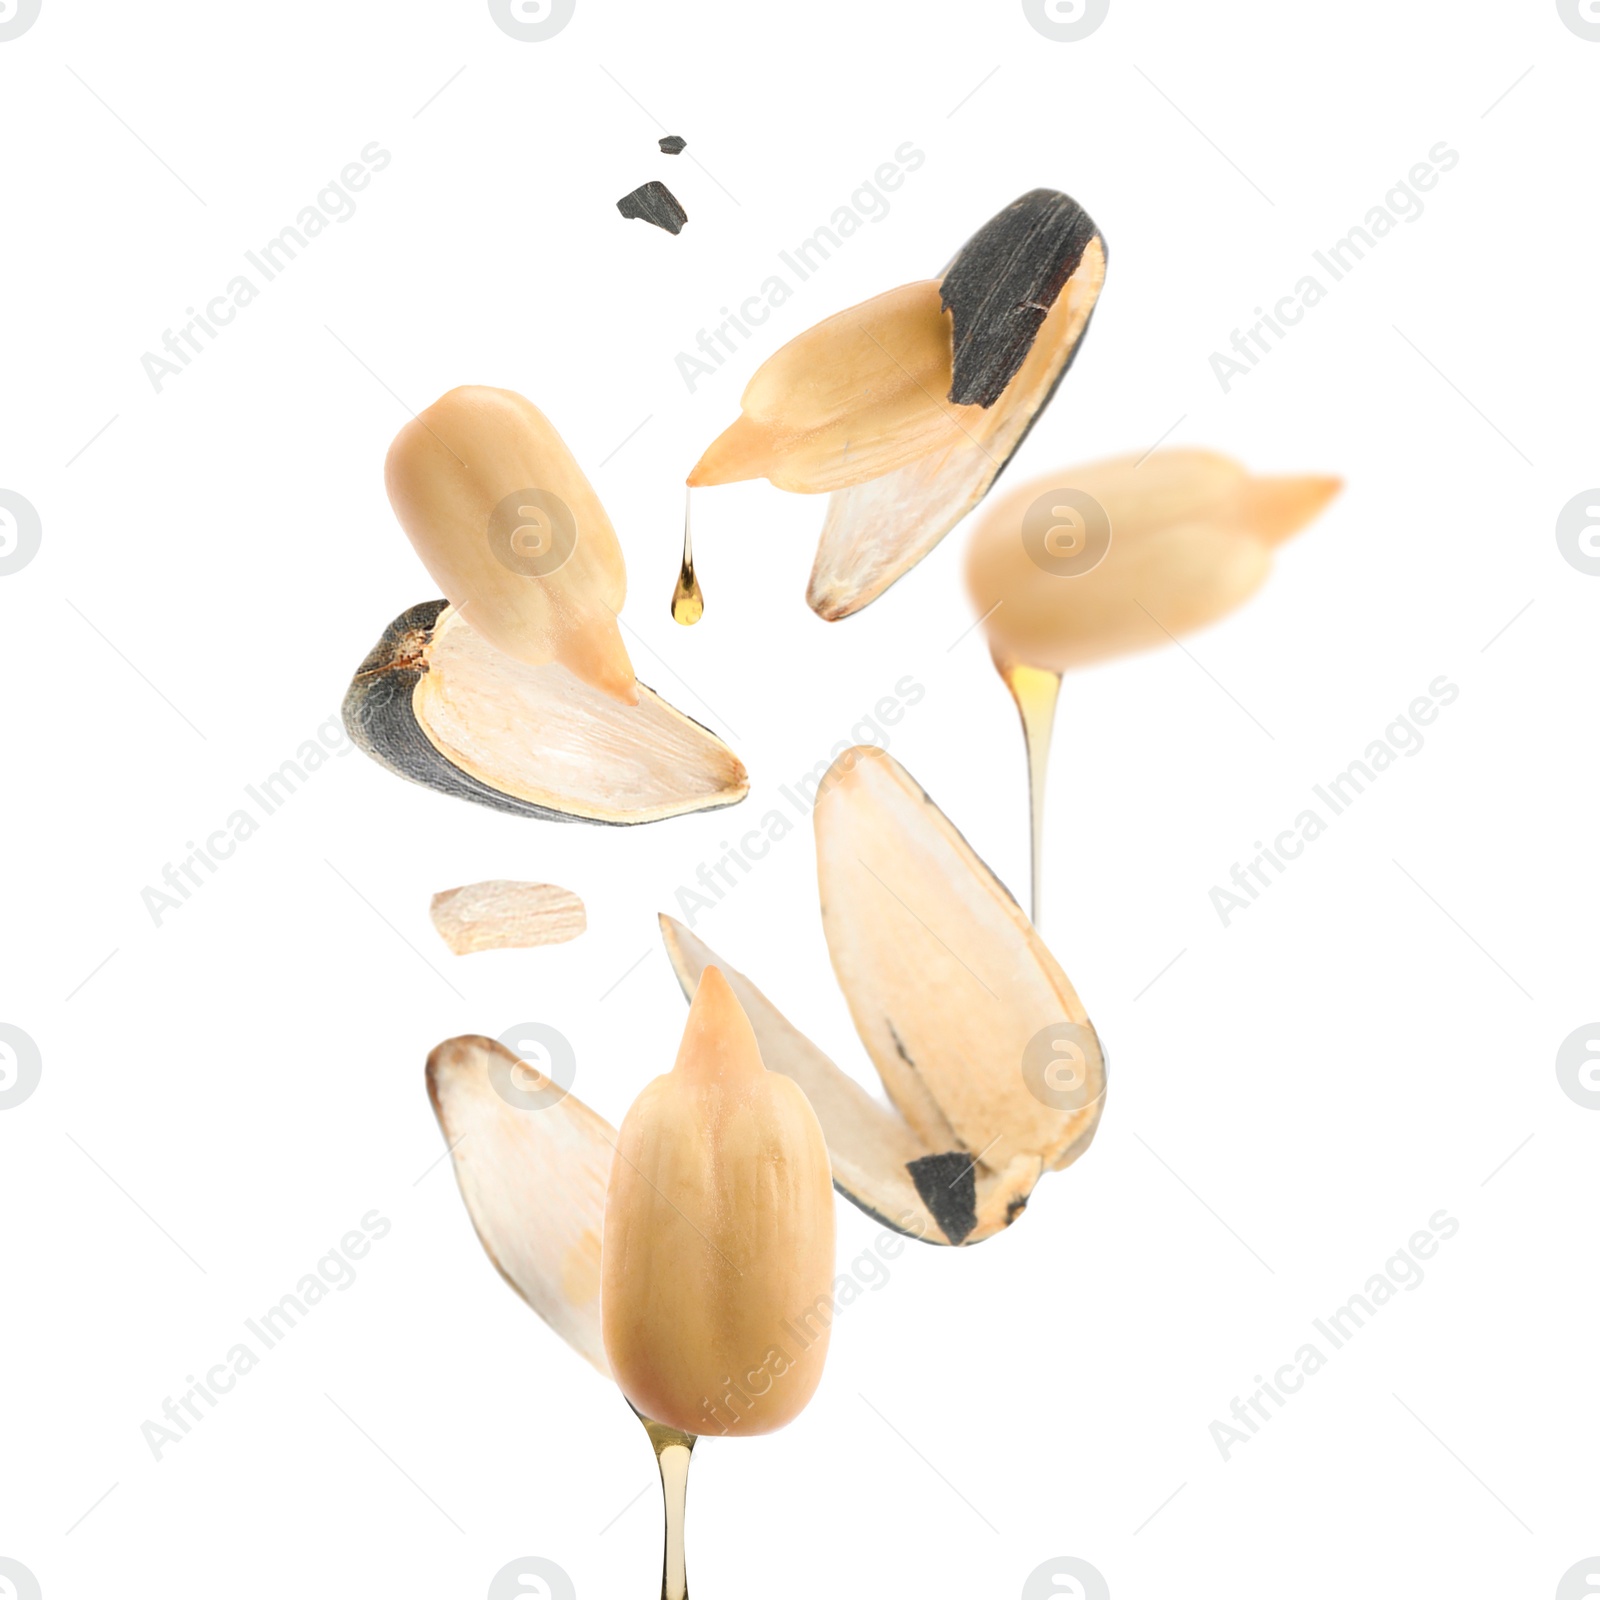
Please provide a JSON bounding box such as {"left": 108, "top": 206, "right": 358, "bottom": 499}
{"left": 671, "top": 487, "right": 704, "bottom": 625}
{"left": 998, "top": 657, "right": 1062, "bottom": 927}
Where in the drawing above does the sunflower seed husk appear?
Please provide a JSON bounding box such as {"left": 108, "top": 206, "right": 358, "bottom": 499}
{"left": 429, "top": 880, "right": 587, "bottom": 954}
{"left": 426, "top": 1034, "right": 616, "bottom": 1374}
{"left": 813, "top": 746, "right": 1104, "bottom": 1178}
{"left": 658, "top": 745, "right": 1105, "bottom": 1246}
{"left": 940, "top": 187, "right": 1102, "bottom": 407}
{"left": 807, "top": 210, "right": 1105, "bottom": 620}
{"left": 660, "top": 918, "right": 1057, "bottom": 1246}
{"left": 343, "top": 600, "right": 748, "bottom": 824}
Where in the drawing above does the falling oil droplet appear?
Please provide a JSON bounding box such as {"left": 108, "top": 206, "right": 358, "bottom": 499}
{"left": 671, "top": 487, "right": 704, "bottom": 625}
{"left": 641, "top": 1411, "right": 696, "bottom": 1600}
{"left": 998, "top": 658, "right": 1063, "bottom": 928}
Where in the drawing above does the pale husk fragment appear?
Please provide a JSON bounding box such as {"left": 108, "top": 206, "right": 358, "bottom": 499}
{"left": 812, "top": 747, "right": 1105, "bottom": 1179}
{"left": 808, "top": 235, "right": 1107, "bottom": 619}
{"left": 430, "top": 881, "right": 587, "bottom": 955}
{"left": 415, "top": 610, "right": 746, "bottom": 822}
{"left": 658, "top": 917, "right": 1069, "bottom": 1247}
{"left": 426, "top": 1034, "right": 615, "bottom": 1373}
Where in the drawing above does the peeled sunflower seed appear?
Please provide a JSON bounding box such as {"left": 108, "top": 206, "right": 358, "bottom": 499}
{"left": 659, "top": 918, "right": 976, "bottom": 1246}
{"left": 426, "top": 1033, "right": 616, "bottom": 1374}
{"left": 602, "top": 967, "right": 834, "bottom": 1437}
{"left": 965, "top": 449, "right": 1343, "bottom": 674}
{"left": 429, "top": 880, "right": 586, "bottom": 954}
{"left": 688, "top": 281, "right": 975, "bottom": 493}
{"left": 343, "top": 600, "right": 748, "bottom": 824}
{"left": 385, "top": 385, "right": 637, "bottom": 704}
{"left": 685, "top": 189, "right": 1104, "bottom": 619}
{"left": 810, "top": 192, "right": 1106, "bottom": 619}
{"left": 660, "top": 746, "right": 1106, "bottom": 1246}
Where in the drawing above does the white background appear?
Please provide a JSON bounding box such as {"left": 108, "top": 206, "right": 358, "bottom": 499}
{"left": 2, "top": 2, "right": 1597, "bottom": 1597}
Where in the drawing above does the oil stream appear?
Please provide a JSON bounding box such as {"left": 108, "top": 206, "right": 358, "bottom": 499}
{"left": 998, "top": 658, "right": 1063, "bottom": 927}
{"left": 641, "top": 1413, "right": 696, "bottom": 1600}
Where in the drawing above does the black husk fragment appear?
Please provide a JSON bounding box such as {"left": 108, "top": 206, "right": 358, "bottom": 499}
{"left": 617, "top": 180, "right": 687, "bottom": 234}
{"left": 940, "top": 188, "right": 1099, "bottom": 407}
{"left": 907, "top": 1151, "right": 979, "bottom": 1246}
{"left": 658, "top": 134, "right": 686, "bottom": 154}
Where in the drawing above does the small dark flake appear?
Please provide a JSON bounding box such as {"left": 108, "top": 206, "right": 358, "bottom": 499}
{"left": 617, "top": 180, "right": 687, "bottom": 236}
{"left": 658, "top": 134, "right": 687, "bottom": 154}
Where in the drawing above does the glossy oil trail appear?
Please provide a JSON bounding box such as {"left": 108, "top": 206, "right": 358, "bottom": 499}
{"left": 998, "top": 657, "right": 1062, "bottom": 928}
{"left": 642, "top": 1413, "right": 696, "bottom": 1600}
{"left": 671, "top": 487, "right": 704, "bottom": 625}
